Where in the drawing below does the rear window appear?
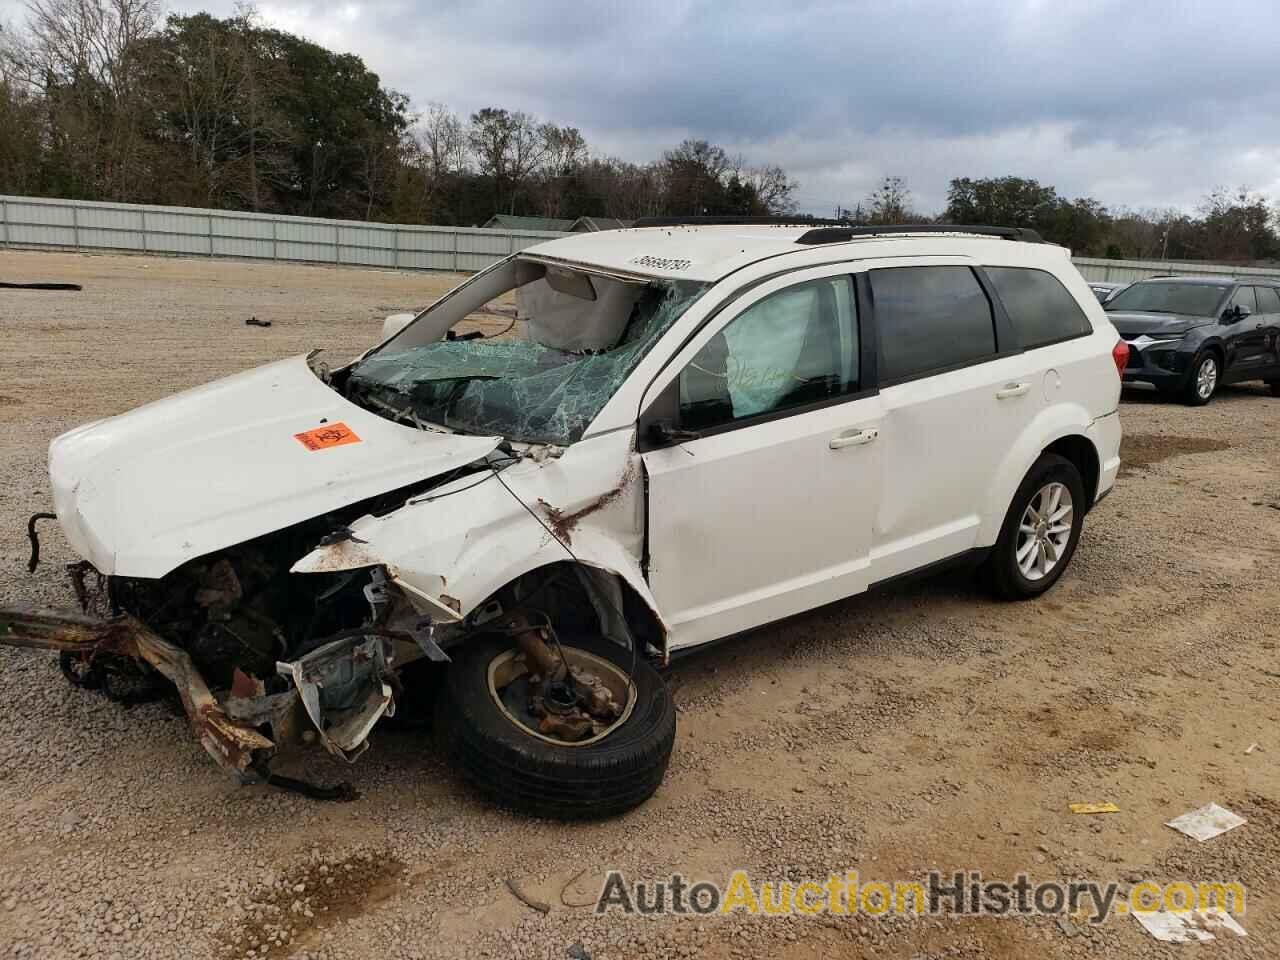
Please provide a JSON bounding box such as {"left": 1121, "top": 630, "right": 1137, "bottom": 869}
{"left": 1258, "top": 287, "right": 1280, "bottom": 313}
{"left": 870, "top": 266, "right": 997, "bottom": 382}
{"left": 987, "top": 267, "right": 1092, "bottom": 349}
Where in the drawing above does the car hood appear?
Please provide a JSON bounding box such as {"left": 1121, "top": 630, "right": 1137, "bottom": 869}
{"left": 48, "top": 354, "right": 501, "bottom": 578}
{"left": 1105, "top": 311, "right": 1212, "bottom": 337}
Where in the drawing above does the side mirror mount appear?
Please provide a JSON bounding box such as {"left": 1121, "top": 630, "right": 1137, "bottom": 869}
{"left": 381, "top": 312, "right": 416, "bottom": 341}
{"left": 648, "top": 419, "right": 701, "bottom": 446}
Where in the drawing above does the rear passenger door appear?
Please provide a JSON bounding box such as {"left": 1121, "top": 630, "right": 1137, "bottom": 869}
{"left": 867, "top": 261, "right": 1040, "bottom": 582}
{"left": 1252, "top": 286, "right": 1280, "bottom": 373}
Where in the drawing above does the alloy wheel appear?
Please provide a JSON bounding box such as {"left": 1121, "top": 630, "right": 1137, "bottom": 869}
{"left": 1197, "top": 357, "right": 1218, "bottom": 400}
{"left": 1016, "top": 482, "right": 1074, "bottom": 581}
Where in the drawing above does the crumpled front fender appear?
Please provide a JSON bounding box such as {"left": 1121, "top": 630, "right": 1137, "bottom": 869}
{"left": 291, "top": 430, "right": 666, "bottom": 643}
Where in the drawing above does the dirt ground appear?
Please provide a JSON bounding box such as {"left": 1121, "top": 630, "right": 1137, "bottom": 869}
{"left": 1, "top": 250, "right": 1278, "bottom": 960}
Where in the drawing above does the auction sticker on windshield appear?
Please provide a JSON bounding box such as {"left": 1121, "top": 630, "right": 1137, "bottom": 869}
{"left": 294, "top": 422, "right": 361, "bottom": 451}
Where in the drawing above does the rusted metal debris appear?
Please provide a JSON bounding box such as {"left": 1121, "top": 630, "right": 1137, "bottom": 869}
{"left": 505, "top": 611, "right": 622, "bottom": 742}
{"left": 0, "top": 606, "right": 272, "bottom": 775}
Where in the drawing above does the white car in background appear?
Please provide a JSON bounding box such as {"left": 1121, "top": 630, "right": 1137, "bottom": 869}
{"left": 3, "top": 221, "right": 1124, "bottom": 817}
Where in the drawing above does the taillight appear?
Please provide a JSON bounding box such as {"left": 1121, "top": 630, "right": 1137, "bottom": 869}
{"left": 1112, "top": 339, "right": 1129, "bottom": 376}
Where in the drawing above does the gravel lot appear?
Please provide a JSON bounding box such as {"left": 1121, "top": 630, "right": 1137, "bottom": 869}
{"left": 1, "top": 250, "right": 1279, "bottom": 960}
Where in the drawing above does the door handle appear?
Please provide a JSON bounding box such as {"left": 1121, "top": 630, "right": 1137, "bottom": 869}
{"left": 829, "top": 428, "right": 878, "bottom": 449}
{"left": 995, "top": 381, "right": 1031, "bottom": 399}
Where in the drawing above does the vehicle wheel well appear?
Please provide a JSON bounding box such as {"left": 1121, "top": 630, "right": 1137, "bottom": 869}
{"left": 470, "top": 560, "right": 664, "bottom": 659}
{"left": 1043, "top": 435, "right": 1099, "bottom": 509}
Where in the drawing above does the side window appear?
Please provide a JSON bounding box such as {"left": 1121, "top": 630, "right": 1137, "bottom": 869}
{"left": 1230, "top": 286, "right": 1257, "bottom": 314}
{"left": 986, "top": 267, "right": 1092, "bottom": 349}
{"left": 678, "top": 276, "right": 858, "bottom": 430}
{"left": 870, "top": 266, "right": 997, "bottom": 382}
{"left": 1255, "top": 286, "right": 1280, "bottom": 314}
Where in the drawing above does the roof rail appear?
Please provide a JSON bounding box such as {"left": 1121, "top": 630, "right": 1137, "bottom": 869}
{"left": 794, "top": 224, "right": 1044, "bottom": 245}
{"left": 632, "top": 215, "right": 844, "bottom": 228}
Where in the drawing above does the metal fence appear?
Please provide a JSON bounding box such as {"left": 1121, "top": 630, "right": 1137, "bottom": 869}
{"left": 1072, "top": 256, "right": 1280, "bottom": 284}
{"left": 5, "top": 194, "right": 1280, "bottom": 284}
{"left": 0, "top": 194, "right": 565, "bottom": 273}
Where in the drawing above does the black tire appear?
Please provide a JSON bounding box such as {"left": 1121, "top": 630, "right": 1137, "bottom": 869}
{"left": 982, "top": 453, "right": 1086, "bottom": 601}
{"left": 1269, "top": 381, "right": 1280, "bottom": 398}
{"left": 1181, "top": 351, "right": 1220, "bottom": 406}
{"left": 435, "top": 632, "right": 675, "bottom": 819}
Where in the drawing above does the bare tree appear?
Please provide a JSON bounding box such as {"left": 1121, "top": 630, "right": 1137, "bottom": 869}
{"left": 505, "top": 111, "right": 548, "bottom": 214}
{"left": 865, "top": 176, "right": 913, "bottom": 224}
{"left": 468, "top": 107, "right": 550, "bottom": 215}
{"left": 746, "top": 164, "right": 797, "bottom": 215}
{"left": 21, "top": 0, "right": 161, "bottom": 198}
{"left": 419, "top": 102, "right": 467, "bottom": 179}
{"left": 535, "top": 123, "right": 586, "bottom": 217}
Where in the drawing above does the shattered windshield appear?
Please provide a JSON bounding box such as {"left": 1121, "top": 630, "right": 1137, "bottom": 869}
{"left": 345, "top": 260, "right": 709, "bottom": 444}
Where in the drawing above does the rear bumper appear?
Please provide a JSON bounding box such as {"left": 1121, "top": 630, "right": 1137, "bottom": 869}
{"left": 1089, "top": 411, "right": 1121, "bottom": 505}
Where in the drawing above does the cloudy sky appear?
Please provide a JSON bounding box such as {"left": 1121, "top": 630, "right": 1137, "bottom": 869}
{"left": 6, "top": 0, "right": 1280, "bottom": 215}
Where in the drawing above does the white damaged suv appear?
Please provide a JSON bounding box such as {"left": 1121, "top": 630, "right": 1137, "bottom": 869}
{"left": 3, "top": 221, "right": 1123, "bottom": 816}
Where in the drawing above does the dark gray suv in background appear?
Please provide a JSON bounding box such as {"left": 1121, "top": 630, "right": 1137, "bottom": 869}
{"left": 1106, "top": 276, "right": 1280, "bottom": 405}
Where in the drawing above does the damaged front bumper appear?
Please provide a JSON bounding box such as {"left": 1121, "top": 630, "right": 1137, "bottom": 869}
{"left": 0, "top": 606, "right": 275, "bottom": 775}
{"left": 0, "top": 598, "right": 420, "bottom": 779}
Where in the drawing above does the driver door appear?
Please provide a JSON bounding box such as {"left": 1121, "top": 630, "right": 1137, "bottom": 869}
{"left": 640, "top": 268, "right": 882, "bottom": 651}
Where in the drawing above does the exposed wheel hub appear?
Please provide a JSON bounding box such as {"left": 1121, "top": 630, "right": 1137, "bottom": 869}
{"left": 487, "top": 612, "right": 634, "bottom": 746}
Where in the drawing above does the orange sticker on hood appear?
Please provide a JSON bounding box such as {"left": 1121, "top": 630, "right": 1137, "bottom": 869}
{"left": 295, "top": 422, "right": 361, "bottom": 451}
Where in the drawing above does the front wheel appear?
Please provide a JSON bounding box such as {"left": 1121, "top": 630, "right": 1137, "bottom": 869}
{"left": 1182, "top": 353, "right": 1219, "bottom": 405}
{"left": 435, "top": 632, "right": 675, "bottom": 819}
{"left": 982, "top": 453, "right": 1086, "bottom": 601}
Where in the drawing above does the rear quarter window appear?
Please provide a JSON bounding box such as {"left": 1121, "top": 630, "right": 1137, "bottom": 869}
{"left": 986, "top": 267, "right": 1092, "bottom": 350}
{"left": 870, "top": 266, "right": 997, "bottom": 382}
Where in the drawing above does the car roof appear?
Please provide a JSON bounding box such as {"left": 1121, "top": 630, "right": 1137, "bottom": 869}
{"left": 522, "top": 224, "right": 1069, "bottom": 283}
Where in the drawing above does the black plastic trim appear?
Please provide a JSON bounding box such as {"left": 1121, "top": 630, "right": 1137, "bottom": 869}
{"left": 795, "top": 224, "right": 1044, "bottom": 245}
{"left": 867, "top": 547, "right": 991, "bottom": 592}
{"left": 633, "top": 216, "right": 844, "bottom": 228}
{"left": 664, "top": 547, "right": 992, "bottom": 663}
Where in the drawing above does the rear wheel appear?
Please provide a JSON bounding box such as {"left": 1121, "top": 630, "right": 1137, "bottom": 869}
{"left": 435, "top": 632, "right": 675, "bottom": 819}
{"left": 1182, "top": 352, "right": 1219, "bottom": 405}
{"left": 983, "top": 453, "right": 1085, "bottom": 601}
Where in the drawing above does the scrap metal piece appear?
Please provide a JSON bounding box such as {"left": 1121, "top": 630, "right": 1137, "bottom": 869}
{"left": 0, "top": 605, "right": 273, "bottom": 775}
{"left": 26, "top": 512, "right": 57, "bottom": 573}
{"left": 276, "top": 633, "right": 396, "bottom": 762}
{"left": 132, "top": 626, "right": 274, "bottom": 773}
{"left": 410, "top": 618, "right": 451, "bottom": 663}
